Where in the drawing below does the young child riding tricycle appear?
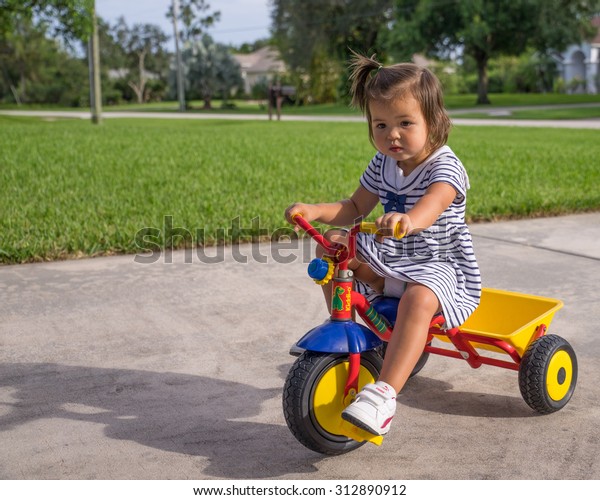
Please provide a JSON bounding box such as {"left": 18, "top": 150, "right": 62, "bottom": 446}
{"left": 281, "top": 52, "right": 577, "bottom": 455}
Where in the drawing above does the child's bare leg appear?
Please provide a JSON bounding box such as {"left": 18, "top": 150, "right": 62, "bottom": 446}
{"left": 341, "top": 282, "right": 439, "bottom": 435}
{"left": 379, "top": 282, "right": 439, "bottom": 392}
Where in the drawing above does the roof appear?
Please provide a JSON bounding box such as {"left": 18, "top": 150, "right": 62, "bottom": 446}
{"left": 233, "top": 46, "right": 285, "bottom": 74}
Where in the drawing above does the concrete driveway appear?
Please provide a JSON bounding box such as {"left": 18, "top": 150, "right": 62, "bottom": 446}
{"left": 0, "top": 212, "right": 599, "bottom": 480}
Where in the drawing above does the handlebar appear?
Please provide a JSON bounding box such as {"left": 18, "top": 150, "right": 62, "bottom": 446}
{"left": 292, "top": 214, "right": 405, "bottom": 238}
{"left": 291, "top": 213, "right": 344, "bottom": 258}
{"left": 291, "top": 213, "right": 405, "bottom": 264}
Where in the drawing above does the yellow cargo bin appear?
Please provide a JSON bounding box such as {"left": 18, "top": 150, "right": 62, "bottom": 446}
{"left": 433, "top": 288, "right": 563, "bottom": 357}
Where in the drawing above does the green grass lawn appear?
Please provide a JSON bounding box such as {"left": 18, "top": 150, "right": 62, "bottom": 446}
{"left": 1, "top": 115, "right": 599, "bottom": 264}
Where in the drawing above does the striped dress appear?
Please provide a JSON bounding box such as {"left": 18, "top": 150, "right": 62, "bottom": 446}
{"left": 356, "top": 145, "right": 481, "bottom": 328}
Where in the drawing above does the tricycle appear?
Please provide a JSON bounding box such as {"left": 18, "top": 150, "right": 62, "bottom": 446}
{"left": 282, "top": 215, "right": 578, "bottom": 455}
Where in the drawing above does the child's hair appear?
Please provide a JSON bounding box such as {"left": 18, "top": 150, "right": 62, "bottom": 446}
{"left": 349, "top": 51, "right": 451, "bottom": 152}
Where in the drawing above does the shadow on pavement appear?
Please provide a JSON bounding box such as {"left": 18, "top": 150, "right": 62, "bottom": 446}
{"left": 0, "top": 363, "right": 322, "bottom": 479}
{"left": 400, "top": 375, "right": 535, "bottom": 418}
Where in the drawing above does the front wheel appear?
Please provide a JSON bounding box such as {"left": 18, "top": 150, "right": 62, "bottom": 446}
{"left": 282, "top": 350, "right": 383, "bottom": 455}
{"left": 519, "top": 334, "right": 577, "bottom": 414}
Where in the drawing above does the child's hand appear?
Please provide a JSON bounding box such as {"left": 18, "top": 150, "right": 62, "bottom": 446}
{"left": 284, "top": 203, "right": 319, "bottom": 229}
{"left": 375, "top": 212, "right": 413, "bottom": 240}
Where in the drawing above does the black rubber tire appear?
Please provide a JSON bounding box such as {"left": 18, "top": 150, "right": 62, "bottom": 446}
{"left": 282, "top": 350, "right": 383, "bottom": 455}
{"left": 518, "top": 334, "right": 578, "bottom": 414}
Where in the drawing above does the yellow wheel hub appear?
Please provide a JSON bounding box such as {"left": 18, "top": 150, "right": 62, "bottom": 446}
{"left": 313, "top": 361, "right": 376, "bottom": 436}
{"left": 546, "top": 350, "right": 573, "bottom": 402}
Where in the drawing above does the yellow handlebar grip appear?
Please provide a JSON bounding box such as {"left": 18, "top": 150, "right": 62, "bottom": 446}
{"left": 359, "top": 221, "right": 405, "bottom": 239}
{"left": 359, "top": 221, "right": 379, "bottom": 234}
{"left": 394, "top": 224, "right": 406, "bottom": 239}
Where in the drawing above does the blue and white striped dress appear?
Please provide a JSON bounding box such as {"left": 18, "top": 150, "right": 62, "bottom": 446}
{"left": 356, "top": 145, "right": 481, "bottom": 328}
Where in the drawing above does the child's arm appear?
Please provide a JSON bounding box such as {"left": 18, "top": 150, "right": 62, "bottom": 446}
{"left": 376, "top": 182, "right": 457, "bottom": 237}
{"left": 285, "top": 185, "right": 379, "bottom": 227}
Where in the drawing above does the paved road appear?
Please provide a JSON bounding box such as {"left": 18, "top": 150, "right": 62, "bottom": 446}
{"left": 1, "top": 212, "right": 599, "bottom": 480}
{"left": 1, "top": 108, "right": 600, "bottom": 128}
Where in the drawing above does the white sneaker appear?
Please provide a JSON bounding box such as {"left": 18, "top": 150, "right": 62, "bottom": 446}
{"left": 341, "top": 382, "right": 397, "bottom": 435}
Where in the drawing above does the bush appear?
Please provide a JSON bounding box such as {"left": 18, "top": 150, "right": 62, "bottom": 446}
{"left": 430, "top": 61, "right": 463, "bottom": 95}
{"left": 567, "top": 77, "right": 587, "bottom": 94}
{"left": 459, "top": 51, "right": 559, "bottom": 95}
{"left": 250, "top": 76, "right": 269, "bottom": 101}
{"left": 553, "top": 77, "right": 567, "bottom": 94}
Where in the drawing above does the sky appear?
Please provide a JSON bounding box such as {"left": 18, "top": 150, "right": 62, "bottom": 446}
{"left": 95, "top": 0, "right": 272, "bottom": 48}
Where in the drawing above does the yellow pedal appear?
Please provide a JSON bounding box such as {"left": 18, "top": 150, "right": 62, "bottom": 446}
{"left": 339, "top": 420, "right": 384, "bottom": 446}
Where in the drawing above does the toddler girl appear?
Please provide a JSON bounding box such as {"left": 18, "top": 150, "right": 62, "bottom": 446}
{"left": 285, "top": 52, "right": 481, "bottom": 436}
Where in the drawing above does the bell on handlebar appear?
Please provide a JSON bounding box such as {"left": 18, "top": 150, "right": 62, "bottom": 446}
{"left": 308, "top": 257, "right": 334, "bottom": 285}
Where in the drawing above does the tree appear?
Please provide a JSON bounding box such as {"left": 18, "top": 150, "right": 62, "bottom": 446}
{"left": 0, "top": 16, "right": 45, "bottom": 103}
{"left": 166, "top": 0, "right": 220, "bottom": 110}
{"left": 0, "top": 1, "right": 97, "bottom": 115}
{"left": 0, "top": 0, "right": 93, "bottom": 41}
{"left": 166, "top": 0, "right": 220, "bottom": 42}
{"left": 529, "top": 0, "right": 600, "bottom": 56}
{"left": 0, "top": 16, "right": 88, "bottom": 105}
{"left": 235, "top": 38, "right": 271, "bottom": 55}
{"left": 271, "top": 0, "right": 393, "bottom": 103}
{"left": 387, "top": 0, "right": 600, "bottom": 104}
{"left": 179, "top": 34, "right": 243, "bottom": 108}
{"left": 96, "top": 17, "right": 126, "bottom": 70}
{"left": 111, "top": 17, "right": 169, "bottom": 103}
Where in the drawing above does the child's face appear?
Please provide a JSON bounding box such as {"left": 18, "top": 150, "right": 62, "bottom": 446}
{"left": 369, "top": 94, "right": 430, "bottom": 173}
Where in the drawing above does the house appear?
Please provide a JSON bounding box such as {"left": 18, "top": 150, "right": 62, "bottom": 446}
{"left": 233, "top": 46, "right": 286, "bottom": 95}
{"left": 107, "top": 68, "right": 160, "bottom": 81}
{"left": 556, "top": 17, "right": 600, "bottom": 94}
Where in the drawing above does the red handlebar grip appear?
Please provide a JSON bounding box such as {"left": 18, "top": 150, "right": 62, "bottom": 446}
{"left": 290, "top": 214, "right": 347, "bottom": 261}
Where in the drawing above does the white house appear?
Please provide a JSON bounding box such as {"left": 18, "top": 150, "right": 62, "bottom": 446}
{"left": 233, "top": 46, "right": 286, "bottom": 95}
{"left": 556, "top": 17, "right": 600, "bottom": 94}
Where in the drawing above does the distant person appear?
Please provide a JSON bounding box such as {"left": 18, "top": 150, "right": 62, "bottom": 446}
{"left": 285, "top": 52, "right": 481, "bottom": 437}
{"left": 268, "top": 82, "right": 283, "bottom": 120}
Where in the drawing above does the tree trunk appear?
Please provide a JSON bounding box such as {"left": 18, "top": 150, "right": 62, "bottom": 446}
{"left": 476, "top": 56, "right": 491, "bottom": 105}
{"left": 10, "top": 84, "right": 21, "bottom": 105}
{"left": 90, "top": 8, "right": 102, "bottom": 125}
{"left": 1, "top": 63, "right": 21, "bottom": 104}
{"left": 128, "top": 80, "right": 144, "bottom": 104}
{"left": 19, "top": 72, "right": 27, "bottom": 103}
{"left": 128, "top": 49, "right": 148, "bottom": 104}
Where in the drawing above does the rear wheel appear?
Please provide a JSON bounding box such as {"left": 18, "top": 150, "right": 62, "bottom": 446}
{"left": 283, "top": 350, "right": 383, "bottom": 455}
{"left": 519, "top": 334, "right": 577, "bottom": 414}
{"left": 410, "top": 347, "right": 430, "bottom": 377}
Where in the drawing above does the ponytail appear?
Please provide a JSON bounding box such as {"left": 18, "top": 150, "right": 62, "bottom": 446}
{"left": 348, "top": 51, "right": 382, "bottom": 114}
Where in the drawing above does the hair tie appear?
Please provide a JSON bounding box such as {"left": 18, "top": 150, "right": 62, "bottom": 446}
{"left": 372, "top": 64, "right": 383, "bottom": 77}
